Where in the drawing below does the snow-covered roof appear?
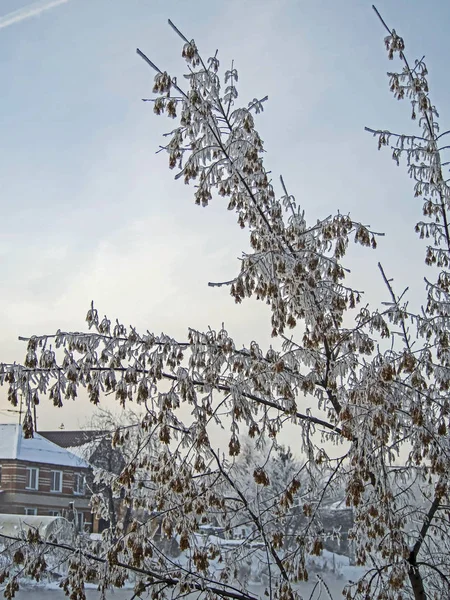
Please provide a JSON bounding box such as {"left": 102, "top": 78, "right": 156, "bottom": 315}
{"left": 66, "top": 441, "right": 97, "bottom": 461}
{"left": 0, "top": 424, "right": 89, "bottom": 468}
{"left": 0, "top": 513, "right": 74, "bottom": 539}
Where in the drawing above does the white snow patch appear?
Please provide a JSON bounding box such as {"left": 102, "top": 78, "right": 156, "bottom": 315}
{"left": 0, "top": 424, "right": 89, "bottom": 468}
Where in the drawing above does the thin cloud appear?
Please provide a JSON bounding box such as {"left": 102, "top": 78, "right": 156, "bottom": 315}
{"left": 0, "top": 0, "right": 69, "bottom": 30}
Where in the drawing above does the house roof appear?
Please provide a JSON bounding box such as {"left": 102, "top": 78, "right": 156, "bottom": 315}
{"left": 39, "top": 430, "right": 106, "bottom": 448}
{"left": 41, "top": 430, "right": 124, "bottom": 474}
{"left": 0, "top": 424, "right": 89, "bottom": 468}
{"left": 66, "top": 441, "right": 99, "bottom": 461}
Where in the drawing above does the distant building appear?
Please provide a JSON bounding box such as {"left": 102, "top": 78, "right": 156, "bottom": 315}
{"left": 0, "top": 424, "right": 91, "bottom": 531}
{"left": 40, "top": 429, "right": 126, "bottom": 533}
{"left": 40, "top": 429, "right": 124, "bottom": 475}
{"left": 39, "top": 430, "right": 105, "bottom": 451}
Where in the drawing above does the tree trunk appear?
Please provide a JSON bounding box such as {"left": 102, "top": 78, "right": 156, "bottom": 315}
{"left": 408, "top": 564, "right": 426, "bottom": 600}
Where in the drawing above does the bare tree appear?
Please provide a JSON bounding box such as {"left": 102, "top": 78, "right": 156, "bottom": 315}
{"left": 0, "top": 6, "right": 449, "bottom": 600}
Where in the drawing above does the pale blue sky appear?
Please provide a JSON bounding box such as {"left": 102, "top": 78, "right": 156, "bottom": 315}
{"left": 1, "top": 0, "right": 449, "bottom": 428}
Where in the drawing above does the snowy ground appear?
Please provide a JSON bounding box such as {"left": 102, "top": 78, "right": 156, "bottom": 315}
{"left": 9, "top": 575, "right": 350, "bottom": 600}
{"left": 13, "top": 585, "right": 343, "bottom": 599}
{"left": 14, "top": 589, "right": 132, "bottom": 599}
{"left": 10, "top": 551, "right": 363, "bottom": 599}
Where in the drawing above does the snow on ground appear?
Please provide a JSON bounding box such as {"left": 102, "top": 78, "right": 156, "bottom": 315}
{"left": 11, "top": 576, "right": 351, "bottom": 599}
{"left": 4, "top": 532, "right": 364, "bottom": 600}
{"left": 9, "top": 551, "right": 365, "bottom": 599}
{"left": 307, "top": 549, "right": 365, "bottom": 583}
{"left": 14, "top": 589, "right": 132, "bottom": 599}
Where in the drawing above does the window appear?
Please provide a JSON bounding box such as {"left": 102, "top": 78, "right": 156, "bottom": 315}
{"left": 73, "top": 473, "right": 85, "bottom": 495}
{"left": 26, "top": 467, "right": 39, "bottom": 490}
{"left": 0, "top": 465, "right": 2, "bottom": 486}
{"left": 76, "top": 512, "right": 84, "bottom": 532}
{"left": 24, "top": 508, "right": 37, "bottom": 516}
{"left": 48, "top": 510, "right": 61, "bottom": 517}
{"left": 50, "top": 470, "right": 63, "bottom": 493}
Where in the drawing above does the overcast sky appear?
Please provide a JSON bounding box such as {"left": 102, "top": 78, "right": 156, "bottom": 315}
{"left": 1, "top": 0, "right": 449, "bottom": 431}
